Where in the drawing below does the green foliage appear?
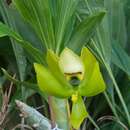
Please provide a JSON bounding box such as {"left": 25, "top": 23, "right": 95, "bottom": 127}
{"left": 68, "top": 11, "right": 106, "bottom": 53}
{"left": 34, "top": 47, "right": 106, "bottom": 129}
{"left": 0, "top": 22, "right": 44, "bottom": 64}
{"left": 112, "top": 42, "right": 130, "bottom": 76}
{"left": 13, "top": 0, "right": 55, "bottom": 50}
{"left": 0, "top": 0, "right": 130, "bottom": 130}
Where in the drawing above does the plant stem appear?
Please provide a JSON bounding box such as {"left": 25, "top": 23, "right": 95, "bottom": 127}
{"left": 105, "top": 65, "right": 130, "bottom": 126}
{"left": 48, "top": 96, "right": 56, "bottom": 129}
{"left": 103, "top": 92, "right": 119, "bottom": 119}
{"left": 84, "top": 0, "right": 92, "bottom": 14}
{"left": 87, "top": 114, "right": 100, "bottom": 130}
{"left": 49, "top": 97, "right": 70, "bottom": 130}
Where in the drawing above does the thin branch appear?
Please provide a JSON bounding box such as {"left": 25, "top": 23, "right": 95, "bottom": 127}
{"left": 15, "top": 100, "right": 51, "bottom": 130}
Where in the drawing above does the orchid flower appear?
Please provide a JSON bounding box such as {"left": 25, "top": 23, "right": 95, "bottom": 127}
{"left": 34, "top": 47, "right": 106, "bottom": 129}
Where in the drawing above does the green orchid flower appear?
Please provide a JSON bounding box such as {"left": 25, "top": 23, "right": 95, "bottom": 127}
{"left": 34, "top": 47, "right": 106, "bottom": 129}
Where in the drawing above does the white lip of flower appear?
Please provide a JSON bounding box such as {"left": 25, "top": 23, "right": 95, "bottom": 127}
{"left": 59, "top": 48, "right": 84, "bottom": 82}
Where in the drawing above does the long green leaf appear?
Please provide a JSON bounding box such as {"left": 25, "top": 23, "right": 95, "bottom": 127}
{"left": 13, "top": 0, "right": 55, "bottom": 49}
{"left": 82, "top": 1, "right": 130, "bottom": 126}
{"left": 68, "top": 11, "right": 106, "bottom": 53}
{"left": 105, "top": 0, "right": 127, "bottom": 48}
{"left": 0, "top": 0, "right": 28, "bottom": 101}
{"left": 51, "top": 0, "right": 79, "bottom": 53}
{"left": 112, "top": 43, "right": 130, "bottom": 76}
{"left": 0, "top": 22, "right": 44, "bottom": 64}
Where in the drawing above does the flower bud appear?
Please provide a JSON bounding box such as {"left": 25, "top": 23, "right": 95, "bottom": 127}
{"left": 59, "top": 48, "right": 84, "bottom": 86}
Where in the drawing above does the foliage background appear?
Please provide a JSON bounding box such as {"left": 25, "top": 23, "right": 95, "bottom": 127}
{"left": 0, "top": 0, "right": 130, "bottom": 130}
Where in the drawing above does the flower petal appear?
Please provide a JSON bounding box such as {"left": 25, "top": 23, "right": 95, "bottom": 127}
{"left": 70, "top": 96, "right": 88, "bottom": 129}
{"left": 79, "top": 47, "right": 106, "bottom": 96}
{"left": 47, "top": 49, "right": 73, "bottom": 90}
{"left": 34, "top": 63, "right": 74, "bottom": 98}
{"left": 59, "top": 48, "right": 84, "bottom": 74}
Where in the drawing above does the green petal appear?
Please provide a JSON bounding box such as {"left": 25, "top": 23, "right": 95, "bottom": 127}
{"left": 79, "top": 47, "right": 106, "bottom": 96}
{"left": 46, "top": 49, "right": 73, "bottom": 90}
{"left": 34, "top": 63, "right": 73, "bottom": 98}
{"left": 70, "top": 96, "right": 88, "bottom": 129}
{"left": 59, "top": 48, "right": 84, "bottom": 74}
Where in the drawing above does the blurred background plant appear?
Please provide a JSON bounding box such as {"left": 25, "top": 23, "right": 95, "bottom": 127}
{"left": 0, "top": 0, "right": 130, "bottom": 130}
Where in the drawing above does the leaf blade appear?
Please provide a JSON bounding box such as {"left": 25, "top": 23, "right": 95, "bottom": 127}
{"left": 112, "top": 42, "right": 130, "bottom": 76}
{"left": 68, "top": 11, "right": 106, "bottom": 53}
{"left": 13, "top": 0, "right": 55, "bottom": 49}
{"left": 0, "top": 22, "right": 44, "bottom": 64}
